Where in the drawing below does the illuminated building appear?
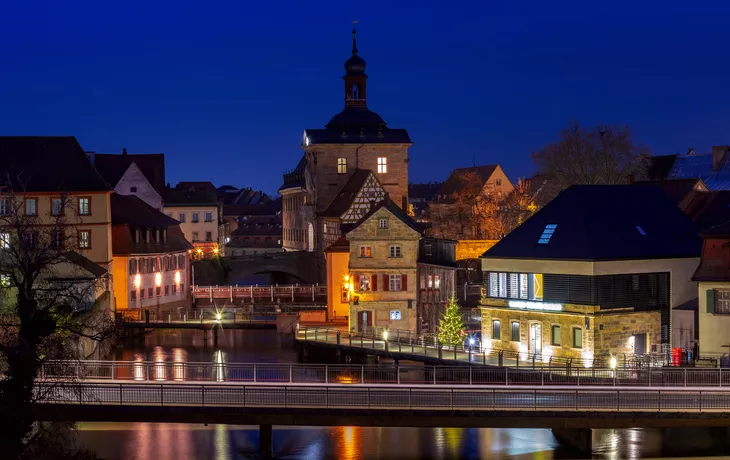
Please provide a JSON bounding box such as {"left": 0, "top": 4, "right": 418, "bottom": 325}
{"left": 480, "top": 184, "right": 701, "bottom": 363}
{"left": 163, "top": 181, "right": 222, "bottom": 258}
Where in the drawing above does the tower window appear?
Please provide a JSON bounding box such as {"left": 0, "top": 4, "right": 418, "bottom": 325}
{"left": 377, "top": 157, "right": 387, "bottom": 173}
{"left": 337, "top": 158, "right": 347, "bottom": 174}
{"left": 352, "top": 83, "right": 360, "bottom": 100}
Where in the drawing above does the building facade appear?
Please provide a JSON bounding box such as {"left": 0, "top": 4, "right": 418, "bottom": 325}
{"left": 480, "top": 184, "right": 702, "bottom": 363}
{"left": 225, "top": 215, "right": 283, "bottom": 257}
{"left": 693, "top": 221, "right": 730, "bottom": 357}
{"left": 280, "top": 28, "right": 412, "bottom": 263}
{"left": 111, "top": 194, "right": 191, "bottom": 313}
{"left": 93, "top": 149, "right": 166, "bottom": 211}
{"left": 163, "top": 182, "right": 222, "bottom": 258}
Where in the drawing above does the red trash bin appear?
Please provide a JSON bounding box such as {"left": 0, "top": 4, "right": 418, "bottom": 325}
{"left": 672, "top": 348, "right": 682, "bottom": 366}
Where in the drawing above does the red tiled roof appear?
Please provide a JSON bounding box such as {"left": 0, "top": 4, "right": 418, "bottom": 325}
{"left": 325, "top": 236, "right": 350, "bottom": 253}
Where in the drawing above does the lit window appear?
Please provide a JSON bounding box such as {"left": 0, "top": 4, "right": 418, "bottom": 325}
{"left": 389, "top": 310, "right": 402, "bottom": 320}
{"left": 341, "top": 285, "right": 349, "bottom": 302}
{"left": 389, "top": 274, "right": 402, "bottom": 291}
{"left": 0, "top": 233, "right": 9, "bottom": 249}
{"left": 51, "top": 198, "right": 63, "bottom": 216}
{"left": 359, "top": 246, "right": 372, "bottom": 258}
{"left": 78, "top": 231, "right": 90, "bottom": 249}
{"left": 573, "top": 328, "right": 583, "bottom": 348}
{"left": 434, "top": 275, "right": 440, "bottom": 289}
{"left": 192, "top": 231, "right": 199, "bottom": 242}
{"left": 359, "top": 274, "right": 371, "bottom": 291}
{"left": 636, "top": 225, "right": 646, "bottom": 236}
{"left": 492, "top": 320, "right": 501, "bottom": 340}
{"left": 192, "top": 213, "right": 199, "bottom": 223}
{"left": 337, "top": 158, "right": 347, "bottom": 174}
{"left": 377, "top": 157, "right": 387, "bottom": 173}
{"left": 427, "top": 275, "right": 433, "bottom": 288}
{"left": 537, "top": 224, "right": 557, "bottom": 244}
{"left": 379, "top": 218, "right": 388, "bottom": 229}
{"left": 0, "top": 199, "right": 9, "bottom": 216}
{"left": 714, "top": 289, "right": 730, "bottom": 314}
{"left": 25, "top": 199, "right": 37, "bottom": 216}
{"left": 205, "top": 212, "right": 213, "bottom": 222}
{"left": 78, "top": 197, "right": 90, "bottom": 216}
{"left": 389, "top": 246, "right": 401, "bottom": 258}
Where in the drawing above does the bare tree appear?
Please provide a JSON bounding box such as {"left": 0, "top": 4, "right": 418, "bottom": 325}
{"left": 492, "top": 178, "right": 540, "bottom": 238}
{"left": 0, "top": 182, "right": 114, "bottom": 458}
{"left": 532, "top": 121, "right": 650, "bottom": 203}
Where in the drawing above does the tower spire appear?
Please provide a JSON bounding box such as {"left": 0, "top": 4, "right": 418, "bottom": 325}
{"left": 352, "top": 20, "right": 358, "bottom": 55}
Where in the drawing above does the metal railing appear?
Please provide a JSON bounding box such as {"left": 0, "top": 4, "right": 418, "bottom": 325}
{"left": 192, "top": 284, "right": 327, "bottom": 302}
{"left": 40, "top": 360, "right": 730, "bottom": 387}
{"left": 39, "top": 381, "right": 730, "bottom": 413}
{"left": 296, "top": 326, "right": 670, "bottom": 370}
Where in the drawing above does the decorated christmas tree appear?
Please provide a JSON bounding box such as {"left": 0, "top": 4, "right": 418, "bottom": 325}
{"left": 437, "top": 296, "right": 466, "bottom": 347}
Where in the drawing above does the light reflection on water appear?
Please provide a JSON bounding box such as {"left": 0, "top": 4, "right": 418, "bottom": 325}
{"left": 82, "top": 329, "right": 730, "bottom": 459}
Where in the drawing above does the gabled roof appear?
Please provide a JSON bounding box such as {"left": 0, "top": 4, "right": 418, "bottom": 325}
{"left": 436, "top": 165, "right": 500, "bottom": 198}
{"left": 666, "top": 150, "right": 730, "bottom": 190}
{"left": 320, "top": 169, "right": 374, "bottom": 218}
{"left": 481, "top": 184, "right": 701, "bottom": 261}
{"left": 61, "top": 251, "right": 108, "bottom": 278}
{"left": 635, "top": 178, "right": 708, "bottom": 207}
{"left": 279, "top": 155, "right": 307, "bottom": 192}
{"left": 111, "top": 194, "right": 179, "bottom": 227}
{"left": 163, "top": 182, "right": 219, "bottom": 206}
{"left": 223, "top": 199, "right": 282, "bottom": 218}
{"left": 685, "top": 191, "right": 730, "bottom": 231}
{"left": 347, "top": 199, "right": 423, "bottom": 235}
{"left": 647, "top": 154, "right": 678, "bottom": 180}
{"left": 325, "top": 236, "right": 350, "bottom": 253}
{"left": 231, "top": 215, "right": 282, "bottom": 237}
{"left": 0, "top": 136, "right": 110, "bottom": 192}
{"left": 94, "top": 152, "right": 165, "bottom": 193}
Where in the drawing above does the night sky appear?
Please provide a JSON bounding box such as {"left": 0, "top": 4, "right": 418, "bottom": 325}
{"left": 1, "top": 1, "right": 730, "bottom": 194}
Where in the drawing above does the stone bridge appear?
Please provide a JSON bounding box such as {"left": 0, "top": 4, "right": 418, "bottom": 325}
{"left": 225, "top": 251, "right": 321, "bottom": 285}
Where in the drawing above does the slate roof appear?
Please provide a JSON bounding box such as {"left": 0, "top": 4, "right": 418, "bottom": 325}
{"left": 481, "top": 184, "right": 702, "bottom": 261}
{"left": 320, "top": 169, "right": 374, "bottom": 218}
{"left": 163, "top": 182, "right": 219, "bottom": 206}
{"left": 304, "top": 124, "right": 411, "bottom": 145}
{"left": 347, "top": 199, "right": 423, "bottom": 235}
{"left": 634, "top": 179, "right": 708, "bottom": 207}
{"left": 111, "top": 194, "right": 191, "bottom": 255}
{"left": 94, "top": 152, "right": 165, "bottom": 193}
{"left": 231, "top": 215, "right": 282, "bottom": 237}
{"left": 436, "top": 165, "right": 499, "bottom": 198}
{"left": 0, "top": 136, "right": 110, "bottom": 193}
{"left": 666, "top": 151, "right": 730, "bottom": 190}
{"left": 223, "top": 200, "right": 281, "bottom": 218}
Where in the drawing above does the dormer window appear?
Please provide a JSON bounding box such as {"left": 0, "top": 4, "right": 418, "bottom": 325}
{"left": 134, "top": 229, "right": 140, "bottom": 244}
{"left": 145, "top": 229, "right": 150, "bottom": 243}
{"left": 636, "top": 225, "right": 647, "bottom": 236}
{"left": 155, "top": 229, "right": 160, "bottom": 243}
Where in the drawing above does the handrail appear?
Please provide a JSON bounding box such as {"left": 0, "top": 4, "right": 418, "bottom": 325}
{"left": 38, "top": 382, "right": 730, "bottom": 413}
{"left": 40, "top": 360, "right": 730, "bottom": 387}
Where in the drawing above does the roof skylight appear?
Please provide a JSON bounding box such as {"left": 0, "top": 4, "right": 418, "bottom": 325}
{"left": 537, "top": 224, "right": 557, "bottom": 244}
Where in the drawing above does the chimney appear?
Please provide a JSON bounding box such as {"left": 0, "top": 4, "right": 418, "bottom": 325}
{"left": 712, "top": 146, "right": 729, "bottom": 172}
{"left": 122, "top": 147, "right": 128, "bottom": 156}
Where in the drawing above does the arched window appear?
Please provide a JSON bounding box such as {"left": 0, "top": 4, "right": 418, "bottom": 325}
{"left": 352, "top": 83, "right": 360, "bottom": 100}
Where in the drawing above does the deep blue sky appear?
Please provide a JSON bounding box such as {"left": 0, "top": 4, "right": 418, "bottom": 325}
{"left": 2, "top": 1, "right": 730, "bottom": 195}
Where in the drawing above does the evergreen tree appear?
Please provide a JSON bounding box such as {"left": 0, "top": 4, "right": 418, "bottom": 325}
{"left": 437, "top": 296, "right": 466, "bottom": 347}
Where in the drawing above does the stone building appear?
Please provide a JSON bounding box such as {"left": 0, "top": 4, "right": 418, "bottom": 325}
{"left": 480, "top": 184, "right": 702, "bottom": 364}
{"left": 110, "top": 194, "right": 191, "bottom": 314}
{"left": 280, "top": 28, "right": 412, "bottom": 269}
{"left": 225, "top": 214, "right": 283, "bottom": 257}
{"left": 341, "top": 200, "right": 456, "bottom": 333}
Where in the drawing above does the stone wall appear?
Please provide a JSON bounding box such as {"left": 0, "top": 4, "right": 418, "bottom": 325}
{"left": 594, "top": 310, "right": 662, "bottom": 356}
{"left": 456, "top": 240, "right": 499, "bottom": 261}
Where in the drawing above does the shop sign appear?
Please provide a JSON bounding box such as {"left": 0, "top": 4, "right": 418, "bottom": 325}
{"left": 508, "top": 300, "right": 562, "bottom": 312}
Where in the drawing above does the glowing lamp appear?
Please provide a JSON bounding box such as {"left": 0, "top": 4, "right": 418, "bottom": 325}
{"left": 468, "top": 338, "right": 475, "bottom": 346}
{"left": 344, "top": 275, "right": 350, "bottom": 282}
{"left": 174, "top": 271, "right": 181, "bottom": 284}
{"left": 382, "top": 330, "right": 389, "bottom": 341}
{"left": 214, "top": 248, "right": 219, "bottom": 254}
{"left": 609, "top": 356, "right": 617, "bottom": 370}
{"left": 155, "top": 272, "right": 162, "bottom": 287}
{"left": 215, "top": 312, "right": 222, "bottom": 321}
{"left": 133, "top": 274, "right": 141, "bottom": 289}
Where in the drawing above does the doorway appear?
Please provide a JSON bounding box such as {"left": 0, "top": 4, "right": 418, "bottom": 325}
{"left": 357, "top": 311, "right": 373, "bottom": 333}
{"left": 529, "top": 323, "right": 542, "bottom": 355}
{"left": 633, "top": 333, "right": 647, "bottom": 355}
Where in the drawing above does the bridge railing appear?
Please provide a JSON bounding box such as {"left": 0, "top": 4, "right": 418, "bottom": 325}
{"left": 192, "top": 284, "right": 327, "bottom": 301}
{"left": 40, "top": 360, "right": 730, "bottom": 387}
{"left": 37, "top": 381, "right": 730, "bottom": 413}
{"left": 296, "top": 326, "right": 671, "bottom": 370}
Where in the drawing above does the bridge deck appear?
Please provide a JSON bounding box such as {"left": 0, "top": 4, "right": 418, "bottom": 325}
{"left": 122, "top": 319, "right": 276, "bottom": 330}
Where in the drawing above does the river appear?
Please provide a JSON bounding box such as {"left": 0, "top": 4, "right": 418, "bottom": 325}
{"left": 76, "top": 329, "right": 730, "bottom": 459}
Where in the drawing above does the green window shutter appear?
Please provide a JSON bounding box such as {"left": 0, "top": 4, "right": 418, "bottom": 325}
{"left": 707, "top": 289, "right": 715, "bottom": 314}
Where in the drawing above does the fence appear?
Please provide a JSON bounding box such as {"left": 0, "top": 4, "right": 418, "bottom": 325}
{"left": 39, "top": 381, "right": 730, "bottom": 413}
{"left": 296, "top": 326, "right": 671, "bottom": 370}
{"left": 192, "top": 285, "right": 327, "bottom": 302}
{"left": 40, "top": 361, "right": 730, "bottom": 387}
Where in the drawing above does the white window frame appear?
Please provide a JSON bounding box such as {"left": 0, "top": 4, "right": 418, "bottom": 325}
{"left": 389, "top": 310, "right": 402, "bottom": 320}
{"left": 389, "top": 274, "right": 402, "bottom": 291}
{"left": 0, "top": 232, "right": 9, "bottom": 249}
{"left": 359, "top": 246, "right": 372, "bottom": 258}
{"left": 389, "top": 245, "right": 401, "bottom": 258}
{"left": 192, "top": 212, "right": 199, "bottom": 223}
{"left": 377, "top": 157, "right": 387, "bottom": 173}
{"left": 205, "top": 212, "right": 213, "bottom": 222}
{"left": 337, "top": 157, "right": 347, "bottom": 174}
{"left": 78, "top": 197, "right": 90, "bottom": 216}
{"left": 79, "top": 231, "right": 90, "bottom": 249}
{"left": 379, "top": 218, "right": 388, "bottom": 229}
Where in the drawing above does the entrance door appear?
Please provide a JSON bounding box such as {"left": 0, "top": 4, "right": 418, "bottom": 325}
{"left": 529, "top": 323, "right": 542, "bottom": 355}
{"left": 357, "top": 311, "right": 372, "bottom": 333}
{"left": 633, "top": 333, "right": 647, "bottom": 355}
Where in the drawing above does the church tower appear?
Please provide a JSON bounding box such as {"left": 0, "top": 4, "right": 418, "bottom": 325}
{"left": 281, "top": 27, "right": 412, "bottom": 260}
